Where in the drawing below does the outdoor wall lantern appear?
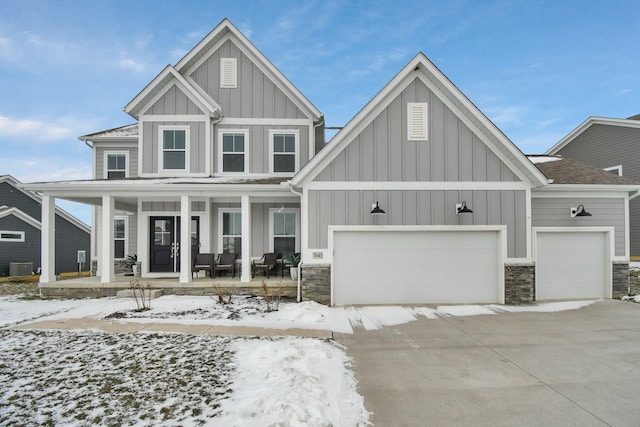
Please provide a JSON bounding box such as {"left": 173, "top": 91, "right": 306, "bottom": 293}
{"left": 456, "top": 201, "right": 473, "bottom": 215}
{"left": 570, "top": 204, "right": 592, "bottom": 218}
{"left": 370, "top": 201, "right": 386, "bottom": 216}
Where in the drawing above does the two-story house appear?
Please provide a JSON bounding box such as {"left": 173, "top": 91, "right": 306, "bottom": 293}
{"left": 24, "top": 19, "right": 639, "bottom": 305}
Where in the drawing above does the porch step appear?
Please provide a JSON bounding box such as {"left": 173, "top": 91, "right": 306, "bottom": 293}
{"left": 116, "top": 289, "right": 164, "bottom": 299}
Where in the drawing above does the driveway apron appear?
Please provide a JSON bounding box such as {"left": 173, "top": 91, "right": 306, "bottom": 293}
{"left": 335, "top": 300, "right": 640, "bottom": 427}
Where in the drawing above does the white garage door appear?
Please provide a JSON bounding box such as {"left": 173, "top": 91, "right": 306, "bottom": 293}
{"left": 332, "top": 229, "right": 502, "bottom": 305}
{"left": 536, "top": 231, "right": 609, "bottom": 300}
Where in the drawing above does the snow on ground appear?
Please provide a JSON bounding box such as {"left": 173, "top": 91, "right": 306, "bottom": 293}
{"left": 0, "top": 293, "right": 606, "bottom": 426}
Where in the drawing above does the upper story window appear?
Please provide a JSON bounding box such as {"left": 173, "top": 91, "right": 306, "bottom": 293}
{"left": 220, "top": 58, "right": 237, "bottom": 88}
{"left": 105, "top": 152, "right": 128, "bottom": 179}
{"left": 0, "top": 230, "right": 25, "bottom": 242}
{"left": 219, "top": 130, "right": 248, "bottom": 173}
{"left": 160, "top": 126, "right": 189, "bottom": 172}
{"left": 407, "top": 102, "right": 428, "bottom": 141}
{"left": 604, "top": 165, "right": 623, "bottom": 176}
{"left": 269, "top": 130, "right": 299, "bottom": 174}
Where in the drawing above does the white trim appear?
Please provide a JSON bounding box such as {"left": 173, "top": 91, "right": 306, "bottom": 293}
{"left": 306, "top": 181, "right": 530, "bottom": 191}
{"left": 328, "top": 225, "right": 507, "bottom": 306}
{"left": 268, "top": 208, "right": 301, "bottom": 253}
{"left": 138, "top": 120, "right": 145, "bottom": 177}
{"left": 0, "top": 230, "right": 25, "bottom": 242}
{"left": 531, "top": 189, "right": 633, "bottom": 198}
{"left": 546, "top": 116, "right": 640, "bottom": 155}
{"left": 525, "top": 186, "right": 532, "bottom": 260}
{"left": 220, "top": 57, "right": 237, "bottom": 88}
{"left": 217, "top": 129, "right": 249, "bottom": 174}
{"left": 0, "top": 206, "right": 41, "bottom": 230}
{"left": 268, "top": 129, "right": 300, "bottom": 175}
{"left": 103, "top": 151, "right": 129, "bottom": 179}
{"left": 217, "top": 208, "right": 241, "bottom": 254}
{"left": 139, "top": 115, "right": 208, "bottom": 122}
{"left": 158, "top": 125, "right": 191, "bottom": 174}
{"left": 219, "top": 118, "right": 310, "bottom": 126}
{"left": 93, "top": 142, "right": 138, "bottom": 148}
{"left": 625, "top": 192, "right": 630, "bottom": 259}
{"left": 113, "top": 215, "right": 128, "bottom": 260}
{"left": 604, "top": 165, "right": 623, "bottom": 176}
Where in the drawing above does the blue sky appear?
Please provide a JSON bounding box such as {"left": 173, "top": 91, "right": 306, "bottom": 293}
{"left": 1, "top": 0, "right": 639, "bottom": 225}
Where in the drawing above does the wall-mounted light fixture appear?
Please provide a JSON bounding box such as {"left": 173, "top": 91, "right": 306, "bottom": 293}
{"left": 456, "top": 201, "right": 473, "bottom": 215}
{"left": 370, "top": 201, "right": 386, "bottom": 216}
{"left": 570, "top": 204, "right": 592, "bottom": 218}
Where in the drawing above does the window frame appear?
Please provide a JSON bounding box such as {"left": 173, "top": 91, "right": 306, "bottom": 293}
{"left": 103, "top": 151, "right": 129, "bottom": 179}
{"left": 604, "top": 165, "right": 623, "bottom": 176}
{"left": 217, "top": 208, "right": 242, "bottom": 255}
{"left": 158, "top": 125, "right": 190, "bottom": 173}
{"left": 220, "top": 57, "right": 237, "bottom": 89}
{"left": 113, "top": 216, "right": 128, "bottom": 260}
{"left": 0, "top": 230, "right": 25, "bottom": 242}
{"left": 218, "top": 129, "right": 249, "bottom": 174}
{"left": 268, "top": 208, "right": 300, "bottom": 256}
{"left": 407, "top": 102, "right": 429, "bottom": 141}
{"left": 268, "top": 129, "right": 300, "bottom": 175}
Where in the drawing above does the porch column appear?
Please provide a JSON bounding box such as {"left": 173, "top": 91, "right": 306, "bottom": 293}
{"left": 40, "top": 194, "right": 56, "bottom": 283}
{"left": 100, "top": 195, "right": 115, "bottom": 283}
{"left": 241, "top": 195, "right": 251, "bottom": 282}
{"left": 179, "top": 195, "right": 192, "bottom": 284}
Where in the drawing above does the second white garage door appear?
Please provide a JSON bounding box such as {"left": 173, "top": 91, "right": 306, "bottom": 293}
{"left": 535, "top": 230, "right": 611, "bottom": 300}
{"left": 332, "top": 228, "right": 503, "bottom": 306}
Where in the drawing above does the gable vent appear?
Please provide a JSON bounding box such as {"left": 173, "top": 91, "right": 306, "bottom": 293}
{"left": 407, "top": 102, "right": 428, "bottom": 141}
{"left": 220, "top": 58, "right": 237, "bottom": 88}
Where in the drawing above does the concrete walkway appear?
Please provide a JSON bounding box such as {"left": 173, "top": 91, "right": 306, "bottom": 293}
{"left": 335, "top": 300, "right": 640, "bottom": 427}
{"left": 12, "top": 317, "right": 333, "bottom": 339}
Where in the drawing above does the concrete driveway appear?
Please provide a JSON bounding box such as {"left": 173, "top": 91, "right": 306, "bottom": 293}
{"left": 335, "top": 300, "right": 640, "bottom": 427}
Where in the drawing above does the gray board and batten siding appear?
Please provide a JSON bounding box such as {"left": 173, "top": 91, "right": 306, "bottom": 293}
{"left": 551, "top": 123, "right": 640, "bottom": 256}
{"left": 308, "top": 189, "right": 527, "bottom": 258}
{"left": 314, "top": 78, "right": 520, "bottom": 182}
{"left": 532, "top": 197, "right": 626, "bottom": 258}
{"left": 188, "top": 39, "right": 307, "bottom": 119}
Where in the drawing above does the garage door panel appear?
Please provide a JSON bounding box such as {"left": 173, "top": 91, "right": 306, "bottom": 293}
{"left": 536, "top": 231, "right": 608, "bottom": 300}
{"left": 333, "top": 230, "right": 501, "bottom": 305}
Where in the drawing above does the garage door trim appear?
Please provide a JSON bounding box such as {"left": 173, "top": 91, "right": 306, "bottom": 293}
{"left": 329, "top": 225, "right": 507, "bottom": 306}
{"left": 533, "top": 226, "right": 614, "bottom": 300}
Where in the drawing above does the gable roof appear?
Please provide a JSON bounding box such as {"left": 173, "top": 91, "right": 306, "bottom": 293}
{"left": 124, "top": 65, "right": 222, "bottom": 118}
{"left": 528, "top": 155, "right": 640, "bottom": 185}
{"left": 175, "top": 18, "right": 322, "bottom": 121}
{"left": 0, "top": 205, "right": 41, "bottom": 230}
{"left": 290, "top": 52, "right": 549, "bottom": 187}
{"left": 545, "top": 116, "right": 640, "bottom": 155}
{"left": 0, "top": 175, "right": 91, "bottom": 233}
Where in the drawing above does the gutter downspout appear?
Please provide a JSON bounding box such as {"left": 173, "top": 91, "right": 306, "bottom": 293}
{"left": 289, "top": 183, "right": 303, "bottom": 302}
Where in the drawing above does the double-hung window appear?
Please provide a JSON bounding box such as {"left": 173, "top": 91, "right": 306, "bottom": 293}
{"left": 219, "top": 131, "right": 248, "bottom": 173}
{"left": 220, "top": 210, "right": 242, "bottom": 255}
{"left": 269, "top": 209, "right": 299, "bottom": 258}
{"left": 269, "top": 130, "right": 299, "bottom": 174}
{"left": 114, "top": 217, "right": 127, "bottom": 259}
{"left": 160, "top": 126, "right": 189, "bottom": 171}
{"left": 105, "top": 152, "right": 127, "bottom": 179}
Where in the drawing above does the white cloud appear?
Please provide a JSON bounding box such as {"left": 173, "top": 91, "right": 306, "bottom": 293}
{"left": 617, "top": 89, "right": 632, "bottom": 96}
{"left": 0, "top": 115, "right": 73, "bottom": 140}
{"left": 117, "top": 57, "right": 146, "bottom": 73}
{"left": 0, "top": 36, "right": 11, "bottom": 59}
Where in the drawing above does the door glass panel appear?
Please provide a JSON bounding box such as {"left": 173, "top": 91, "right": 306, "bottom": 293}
{"left": 154, "top": 219, "right": 172, "bottom": 245}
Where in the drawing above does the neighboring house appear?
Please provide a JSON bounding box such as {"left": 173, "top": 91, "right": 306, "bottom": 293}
{"left": 0, "top": 175, "right": 90, "bottom": 277}
{"left": 545, "top": 116, "right": 640, "bottom": 258}
{"left": 23, "top": 19, "right": 638, "bottom": 305}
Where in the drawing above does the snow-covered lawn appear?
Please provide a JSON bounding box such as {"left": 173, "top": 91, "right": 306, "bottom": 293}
{"left": 0, "top": 292, "right": 604, "bottom": 426}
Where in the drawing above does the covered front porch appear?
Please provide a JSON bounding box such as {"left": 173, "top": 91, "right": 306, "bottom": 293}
{"left": 24, "top": 177, "right": 301, "bottom": 287}
{"left": 38, "top": 273, "right": 299, "bottom": 299}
